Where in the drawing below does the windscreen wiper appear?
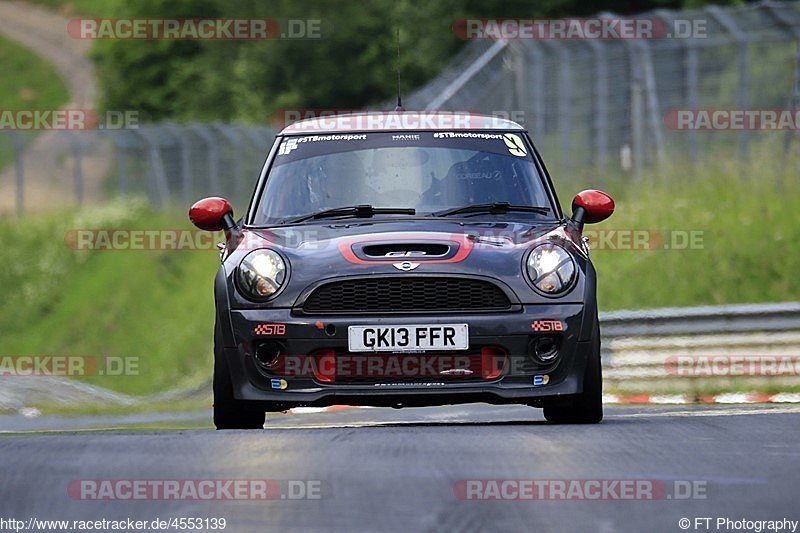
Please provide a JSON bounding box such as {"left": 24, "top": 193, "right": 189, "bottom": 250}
{"left": 432, "top": 202, "right": 550, "bottom": 218}
{"left": 282, "top": 205, "right": 416, "bottom": 225}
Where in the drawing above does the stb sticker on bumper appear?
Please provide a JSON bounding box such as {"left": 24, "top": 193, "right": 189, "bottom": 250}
{"left": 348, "top": 324, "right": 469, "bottom": 352}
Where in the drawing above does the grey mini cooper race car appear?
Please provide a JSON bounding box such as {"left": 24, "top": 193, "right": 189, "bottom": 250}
{"left": 189, "top": 112, "right": 615, "bottom": 429}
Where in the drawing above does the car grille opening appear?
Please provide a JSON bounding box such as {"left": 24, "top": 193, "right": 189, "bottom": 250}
{"left": 262, "top": 348, "right": 508, "bottom": 384}
{"left": 361, "top": 243, "right": 450, "bottom": 258}
{"left": 301, "top": 277, "right": 512, "bottom": 314}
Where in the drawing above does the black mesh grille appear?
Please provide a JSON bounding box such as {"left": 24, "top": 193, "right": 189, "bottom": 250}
{"left": 302, "top": 277, "right": 512, "bottom": 313}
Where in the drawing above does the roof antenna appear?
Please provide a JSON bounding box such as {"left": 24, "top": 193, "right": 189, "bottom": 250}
{"left": 394, "top": 28, "right": 405, "bottom": 112}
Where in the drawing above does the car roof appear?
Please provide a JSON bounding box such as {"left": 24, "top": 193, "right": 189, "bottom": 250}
{"left": 279, "top": 111, "right": 525, "bottom": 135}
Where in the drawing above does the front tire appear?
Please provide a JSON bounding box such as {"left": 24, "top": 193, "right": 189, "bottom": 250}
{"left": 213, "top": 321, "right": 265, "bottom": 430}
{"left": 543, "top": 322, "right": 603, "bottom": 424}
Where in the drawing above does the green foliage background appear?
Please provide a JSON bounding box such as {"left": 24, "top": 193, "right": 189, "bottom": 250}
{"left": 77, "top": 0, "right": 744, "bottom": 123}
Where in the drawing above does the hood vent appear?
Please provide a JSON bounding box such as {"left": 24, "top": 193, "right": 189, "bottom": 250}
{"left": 361, "top": 243, "right": 450, "bottom": 259}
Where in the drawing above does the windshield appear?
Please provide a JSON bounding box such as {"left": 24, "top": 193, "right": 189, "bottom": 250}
{"left": 252, "top": 131, "right": 555, "bottom": 225}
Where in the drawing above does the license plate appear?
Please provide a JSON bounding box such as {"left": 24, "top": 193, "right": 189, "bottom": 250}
{"left": 348, "top": 324, "right": 469, "bottom": 352}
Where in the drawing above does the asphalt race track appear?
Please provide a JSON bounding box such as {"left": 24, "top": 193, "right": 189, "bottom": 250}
{"left": 1, "top": 404, "right": 799, "bottom": 532}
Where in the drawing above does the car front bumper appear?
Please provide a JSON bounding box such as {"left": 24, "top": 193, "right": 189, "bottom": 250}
{"left": 222, "top": 304, "right": 593, "bottom": 408}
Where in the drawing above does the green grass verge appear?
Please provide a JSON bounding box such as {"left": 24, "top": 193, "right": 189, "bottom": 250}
{"left": 0, "top": 35, "right": 70, "bottom": 110}
{"left": 0, "top": 199, "right": 219, "bottom": 397}
{"left": 574, "top": 144, "right": 800, "bottom": 310}
{"left": 0, "top": 34, "right": 71, "bottom": 169}
{"left": 28, "top": 400, "right": 210, "bottom": 418}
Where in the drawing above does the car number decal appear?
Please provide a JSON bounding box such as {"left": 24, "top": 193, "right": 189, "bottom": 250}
{"left": 503, "top": 133, "right": 527, "bottom": 157}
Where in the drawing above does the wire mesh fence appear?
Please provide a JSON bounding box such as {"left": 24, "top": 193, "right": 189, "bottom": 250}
{"left": 404, "top": 1, "right": 800, "bottom": 182}
{"left": 0, "top": 124, "right": 276, "bottom": 216}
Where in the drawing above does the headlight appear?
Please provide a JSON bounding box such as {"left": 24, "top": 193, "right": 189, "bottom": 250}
{"left": 526, "top": 243, "right": 576, "bottom": 294}
{"left": 236, "top": 250, "right": 286, "bottom": 300}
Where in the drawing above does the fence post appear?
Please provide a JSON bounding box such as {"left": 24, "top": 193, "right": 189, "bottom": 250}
{"left": 631, "top": 73, "right": 645, "bottom": 180}
{"left": 788, "top": 41, "right": 800, "bottom": 176}
{"left": 236, "top": 124, "right": 268, "bottom": 156}
{"left": 558, "top": 46, "right": 571, "bottom": 175}
{"left": 707, "top": 5, "right": 750, "bottom": 163}
{"left": 623, "top": 37, "right": 665, "bottom": 173}
{"left": 134, "top": 128, "right": 171, "bottom": 208}
{"left": 763, "top": 2, "right": 800, "bottom": 172}
{"left": 100, "top": 130, "right": 131, "bottom": 197}
{"left": 529, "top": 42, "right": 545, "bottom": 140}
{"left": 190, "top": 125, "right": 220, "bottom": 195}
{"left": 657, "top": 8, "right": 700, "bottom": 164}
{"left": 684, "top": 43, "right": 699, "bottom": 164}
{"left": 9, "top": 132, "right": 25, "bottom": 215}
{"left": 586, "top": 39, "right": 609, "bottom": 177}
{"left": 212, "top": 123, "right": 244, "bottom": 204}
{"left": 179, "top": 130, "right": 193, "bottom": 204}
{"left": 540, "top": 41, "right": 571, "bottom": 175}
{"left": 427, "top": 40, "right": 509, "bottom": 110}
{"left": 235, "top": 124, "right": 270, "bottom": 198}
{"left": 509, "top": 42, "right": 526, "bottom": 125}
{"left": 641, "top": 41, "right": 665, "bottom": 171}
{"left": 164, "top": 122, "right": 193, "bottom": 204}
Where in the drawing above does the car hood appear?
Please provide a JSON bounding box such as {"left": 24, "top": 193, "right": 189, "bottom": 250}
{"left": 239, "top": 219, "right": 567, "bottom": 262}
{"left": 223, "top": 219, "right": 588, "bottom": 308}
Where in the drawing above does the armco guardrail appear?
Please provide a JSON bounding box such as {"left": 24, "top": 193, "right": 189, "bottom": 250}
{"left": 600, "top": 302, "right": 800, "bottom": 337}
{"left": 600, "top": 302, "right": 800, "bottom": 395}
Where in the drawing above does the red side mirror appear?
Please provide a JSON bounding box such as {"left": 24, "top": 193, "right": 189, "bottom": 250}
{"left": 189, "top": 197, "right": 234, "bottom": 231}
{"left": 571, "top": 189, "right": 614, "bottom": 227}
